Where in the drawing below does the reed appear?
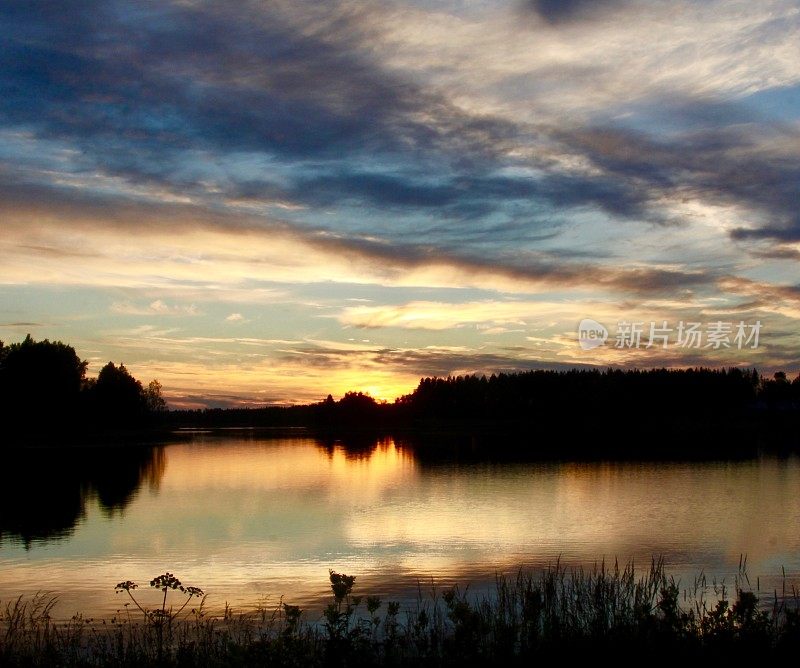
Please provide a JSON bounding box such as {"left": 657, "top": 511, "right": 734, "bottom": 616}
{"left": 1, "top": 560, "right": 799, "bottom": 666}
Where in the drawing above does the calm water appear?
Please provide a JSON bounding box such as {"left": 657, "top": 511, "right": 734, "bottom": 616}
{"left": 2, "top": 434, "right": 800, "bottom": 619}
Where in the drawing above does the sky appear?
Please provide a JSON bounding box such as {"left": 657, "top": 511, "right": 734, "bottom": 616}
{"left": 1, "top": 0, "right": 799, "bottom": 408}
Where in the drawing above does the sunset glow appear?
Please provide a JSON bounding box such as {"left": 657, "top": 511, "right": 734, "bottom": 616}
{"left": 2, "top": 1, "right": 799, "bottom": 406}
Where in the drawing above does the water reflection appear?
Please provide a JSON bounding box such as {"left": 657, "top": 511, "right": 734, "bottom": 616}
{"left": 0, "top": 435, "right": 799, "bottom": 620}
{"left": 0, "top": 447, "right": 165, "bottom": 547}
{"left": 315, "top": 434, "right": 399, "bottom": 461}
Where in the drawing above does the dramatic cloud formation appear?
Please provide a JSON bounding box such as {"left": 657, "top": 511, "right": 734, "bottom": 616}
{"left": 523, "top": 0, "right": 627, "bottom": 24}
{"left": 1, "top": 0, "right": 798, "bottom": 405}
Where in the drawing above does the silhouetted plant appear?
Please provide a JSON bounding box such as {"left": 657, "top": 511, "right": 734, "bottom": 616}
{"left": 115, "top": 572, "right": 204, "bottom": 661}
{"left": 281, "top": 602, "right": 303, "bottom": 638}
{"left": 323, "top": 569, "right": 364, "bottom": 658}
{"left": 2, "top": 563, "right": 800, "bottom": 665}
{"left": 115, "top": 572, "right": 204, "bottom": 625}
{"left": 365, "top": 595, "right": 382, "bottom": 641}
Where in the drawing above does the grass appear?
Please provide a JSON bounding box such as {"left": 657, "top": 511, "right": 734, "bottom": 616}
{"left": 2, "top": 559, "right": 800, "bottom": 666}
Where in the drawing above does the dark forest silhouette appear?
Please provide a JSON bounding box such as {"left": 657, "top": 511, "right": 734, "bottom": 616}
{"left": 170, "top": 367, "right": 800, "bottom": 457}
{"left": 174, "top": 367, "right": 799, "bottom": 419}
{"left": 0, "top": 335, "right": 166, "bottom": 443}
{"left": 2, "top": 334, "right": 799, "bottom": 454}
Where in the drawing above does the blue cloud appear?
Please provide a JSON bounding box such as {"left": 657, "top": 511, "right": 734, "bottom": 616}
{"left": 2, "top": 1, "right": 798, "bottom": 265}
{"left": 523, "top": 0, "right": 626, "bottom": 24}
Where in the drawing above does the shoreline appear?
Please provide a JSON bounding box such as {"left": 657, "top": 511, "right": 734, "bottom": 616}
{"left": 2, "top": 561, "right": 799, "bottom": 665}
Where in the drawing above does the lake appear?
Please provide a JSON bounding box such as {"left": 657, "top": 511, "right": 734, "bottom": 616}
{"left": 2, "top": 433, "right": 799, "bottom": 620}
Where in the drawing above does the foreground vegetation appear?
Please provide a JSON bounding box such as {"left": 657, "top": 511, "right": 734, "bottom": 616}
{"left": 2, "top": 561, "right": 799, "bottom": 666}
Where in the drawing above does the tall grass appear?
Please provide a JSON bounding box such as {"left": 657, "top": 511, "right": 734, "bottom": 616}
{"left": 2, "top": 559, "right": 799, "bottom": 666}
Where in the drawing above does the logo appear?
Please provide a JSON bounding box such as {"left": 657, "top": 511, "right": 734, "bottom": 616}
{"left": 578, "top": 318, "right": 608, "bottom": 350}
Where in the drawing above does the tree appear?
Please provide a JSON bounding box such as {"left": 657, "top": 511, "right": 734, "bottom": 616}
{"left": 94, "top": 362, "right": 146, "bottom": 426}
{"left": 0, "top": 334, "right": 87, "bottom": 432}
{"left": 144, "top": 380, "right": 167, "bottom": 413}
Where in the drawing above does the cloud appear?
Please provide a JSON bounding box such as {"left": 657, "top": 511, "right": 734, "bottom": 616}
{"left": 2, "top": 0, "right": 800, "bottom": 401}
{"left": 339, "top": 300, "right": 605, "bottom": 331}
{"left": 110, "top": 300, "right": 200, "bottom": 316}
{"left": 225, "top": 313, "right": 244, "bottom": 322}
{"left": 372, "top": 347, "right": 599, "bottom": 379}
{"left": 553, "top": 117, "right": 800, "bottom": 245}
{"left": 2, "top": 0, "right": 798, "bottom": 263}
{"left": 716, "top": 277, "right": 800, "bottom": 320}
{"left": 0, "top": 161, "right": 722, "bottom": 298}
{"left": 1, "top": 203, "right": 721, "bottom": 298}
{"left": 275, "top": 339, "right": 595, "bottom": 381}
{"left": 0, "top": 0, "right": 520, "bottom": 180}
{"left": 731, "top": 226, "right": 800, "bottom": 244}
{"left": 12, "top": 0, "right": 782, "bottom": 251}
{"left": 522, "top": 0, "right": 627, "bottom": 24}
{"left": 750, "top": 247, "right": 800, "bottom": 261}
{"left": 167, "top": 393, "right": 278, "bottom": 410}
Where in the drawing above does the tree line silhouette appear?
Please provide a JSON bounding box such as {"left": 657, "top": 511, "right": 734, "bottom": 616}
{"left": 4, "top": 334, "right": 799, "bottom": 452}
{"left": 397, "top": 367, "right": 800, "bottom": 421}
{"left": 173, "top": 367, "right": 800, "bottom": 456}
{"left": 387, "top": 368, "right": 800, "bottom": 458}
{"left": 173, "top": 367, "right": 800, "bottom": 424}
{"left": 0, "top": 335, "right": 165, "bottom": 443}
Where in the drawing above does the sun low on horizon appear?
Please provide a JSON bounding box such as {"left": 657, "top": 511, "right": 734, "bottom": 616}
{"left": 1, "top": 0, "right": 799, "bottom": 409}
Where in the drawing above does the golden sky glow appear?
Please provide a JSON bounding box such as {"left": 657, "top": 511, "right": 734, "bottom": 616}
{"left": 1, "top": 1, "right": 799, "bottom": 405}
